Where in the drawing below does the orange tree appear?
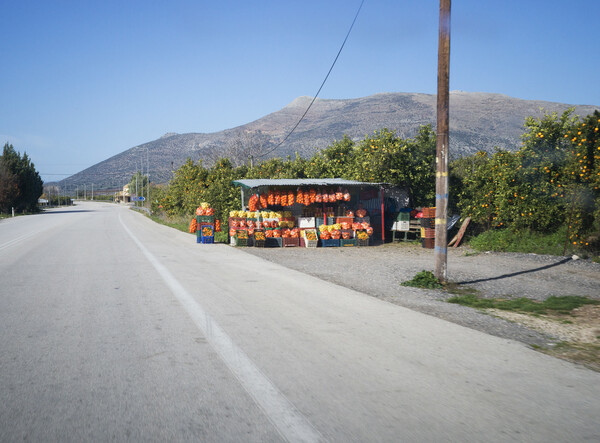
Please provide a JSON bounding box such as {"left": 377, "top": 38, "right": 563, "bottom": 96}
{"left": 201, "top": 158, "right": 243, "bottom": 225}
{"left": 159, "top": 158, "right": 208, "bottom": 216}
{"left": 348, "top": 126, "right": 436, "bottom": 205}
{"left": 562, "top": 110, "right": 600, "bottom": 248}
{"left": 304, "top": 135, "right": 356, "bottom": 179}
{"left": 455, "top": 109, "right": 600, "bottom": 252}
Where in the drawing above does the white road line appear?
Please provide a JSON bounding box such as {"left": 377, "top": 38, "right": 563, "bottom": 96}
{"left": 0, "top": 230, "right": 45, "bottom": 252}
{"left": 119, "top": 214, "right": 322, "bottom": 443}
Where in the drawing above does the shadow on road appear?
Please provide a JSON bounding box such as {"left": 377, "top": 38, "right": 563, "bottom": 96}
{"left": 457, "top": 257, "right": 572, "bottom": 285}
{"left": 42, "top": 209, "right": 95, "bottom": 214}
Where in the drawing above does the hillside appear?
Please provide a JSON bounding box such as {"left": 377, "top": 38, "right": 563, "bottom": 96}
{"left": 58, "top": 92, "right": 599, "bottom": 189}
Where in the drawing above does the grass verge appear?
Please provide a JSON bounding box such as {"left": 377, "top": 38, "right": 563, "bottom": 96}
{"left": 447, "top": 294, "right": 599, "bottom": 315}
{"left": 469, "top": 226, "right": 571, "bottom": 255}
{"left": 148, "top": 212, "right": 228, "bottom": 243}
{"left": 148, "top": 213, "right": 191, "bottom": 233}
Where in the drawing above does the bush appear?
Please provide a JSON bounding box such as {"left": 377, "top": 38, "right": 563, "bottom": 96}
{"left": 401, "top": 270, "right": 442, "bottom": 289}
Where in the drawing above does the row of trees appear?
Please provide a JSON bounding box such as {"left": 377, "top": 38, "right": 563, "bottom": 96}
{"left": 0, "top": 143, "right": 44, "bottom": 213}
{"left": 453, "top": 110, "right": 599, "bottom": 249}
{"left": 152, "top": 110, "right": 599, "bottom": 252}
{"left": 151, "top": 126, "right": 438, "bottom": 223}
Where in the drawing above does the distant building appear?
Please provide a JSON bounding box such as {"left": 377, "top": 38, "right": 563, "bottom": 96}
{"left": 114, "top": 184, "right": 131, "bottom": 203}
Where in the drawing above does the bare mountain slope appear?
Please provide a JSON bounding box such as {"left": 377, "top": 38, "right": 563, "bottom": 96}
{"left": 60, "top": 92, "right": 598, "bottom": 189}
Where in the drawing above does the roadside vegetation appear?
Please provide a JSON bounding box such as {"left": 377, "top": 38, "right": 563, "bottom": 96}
{"left": 146, "top": 109, "right": 599, "bottom": 258}
{"left": 0, "top": 143, "right": 43, "bottom": 214}
{"left": 447, "top": 294, "right": 599, "bottom": 315}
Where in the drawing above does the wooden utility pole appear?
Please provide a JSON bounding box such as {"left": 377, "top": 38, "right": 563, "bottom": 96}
{"left": 434, "top": 0, "right": 451, "bottom": 282}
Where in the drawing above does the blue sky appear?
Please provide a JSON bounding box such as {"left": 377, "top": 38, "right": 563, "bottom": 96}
{"left": 2, "top": 0, "right": 599, "bottom": 183}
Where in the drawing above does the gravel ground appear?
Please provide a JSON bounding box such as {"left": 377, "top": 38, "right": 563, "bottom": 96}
{"left": 241, "top": 242, "right": 600, "bottom": 348}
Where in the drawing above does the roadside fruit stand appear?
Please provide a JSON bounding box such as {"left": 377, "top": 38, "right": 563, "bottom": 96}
{"left": 230, "top": 179, "right": 409, "bottom": 248}
{"left": 191, "top": 202, "right": 218, "bottom": 244}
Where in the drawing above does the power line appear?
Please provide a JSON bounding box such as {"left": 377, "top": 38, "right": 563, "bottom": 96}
{"left": 257, "top": 0, "right": 365, "bottom": 159}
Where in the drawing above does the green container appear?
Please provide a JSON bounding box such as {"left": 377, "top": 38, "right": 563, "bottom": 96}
{"left": 197, "top": 215, "right": 215, "bottom": 223}
{"left": 397, "top": 211, "right": 410, "bottom": 221}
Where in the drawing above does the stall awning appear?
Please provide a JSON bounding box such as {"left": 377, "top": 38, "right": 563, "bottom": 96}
{"left": 232, "top": 178, "right": 385, "bottom": 190}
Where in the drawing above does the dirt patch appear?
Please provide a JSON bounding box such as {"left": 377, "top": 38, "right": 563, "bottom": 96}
{"left": 488, "top": 305, "right": 600, "bottom": 371}
{"left": 488, "top": 305, "right": 600, "bottom": 344}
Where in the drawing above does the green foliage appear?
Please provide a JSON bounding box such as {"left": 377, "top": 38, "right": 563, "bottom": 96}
{"left": 159, "top": 158, "right": 207, "bottom": 216}
{"left": 350, "top": 126, "right": 436, "bottom": 205}
{"left": 0, "top": 143, "right": 43, "bottom": 213}
{"left": 201, "top": 158, "right": 241, "bottom": 224}
{"left": 154, "top": 109, "right": 599, "bottom": 255}
{"left": 304, "top": 135, "right": 356, "bottom": 179}
{"left": 453, "top": 109, "right": 600, "bottom": 253}
{"left": 469, "top": 225, "right": 570, "bottom": 255}
{"left": 128, "top": 171, "right": 149, "bottom": 202}
{"left": 155, "top": 128, "right": 437, "bottom": 226}
{"left": 214, "top": 231, "right": 228, "bottom": 243}
{"left": 400, "top": 270, "right": 442, "bottom": 289}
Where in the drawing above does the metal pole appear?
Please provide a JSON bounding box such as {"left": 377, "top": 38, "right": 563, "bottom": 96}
{"left": 434, "top": 0, "right": 451, "bottom": 282}
{"left": 147, "top": 149, "right": 150, "bottom": 208}
{"left": 380, "top": 187, "right": 385, "bottom": 244}
{"left": 136, "top": 172, "right": 138, "bottom": 207}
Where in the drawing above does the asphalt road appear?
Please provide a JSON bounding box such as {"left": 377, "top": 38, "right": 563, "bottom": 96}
{"left": 1, "top": 201, "right": 599, "bottom": 442}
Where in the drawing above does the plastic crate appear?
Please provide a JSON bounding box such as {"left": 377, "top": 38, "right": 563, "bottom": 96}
{"left": 392, "top": 221, "right": 410, "bottom": 231}
{"left": 424, "top": 228, "right": 435, "bottom": 239}
{"left": 422, "top": 238, "right": 435, "bottom": 249}
{"left": 298, "top": 217, "right": 315, "bottom": 228}
{"left": 321, "top": 239, "right": 340, "bottom": 247}
{"left": 304, "top": 239, "right": 318, "bottom": 248}
{"left": 355, "top": 216, "right": 370, "bottom": 224}
{"left": 302, "top": 230, "right": 319, "bottom": 248}
{"left": 341, "top": 238, "right": 356, "bottom": 247}
{"left": 265, "top": 237, "right": 283, "bottom": 248}
{"left": 197, "top": 215, "right": 215, "bottom": 223}
{"left": 282, "top": 237, "right": 299, "bottom": 247}
{"left": 336, "top": 217, "right": 354, "bottom": 225}
{"left": 233, "top": 235, "right": 248, "bottom": 247}
{"left": 254, "top": 239, "right": 265, "bottom": 248}
{"left": 356, "top": 236, "right": 370, "bottom": 247}
{"left": 396, "top": 211, "right": 410, "bottom": 221}
{"left": 422, "top": 207, "right": 436, "bottom": 218}
{"left": 201, "top": 236, "right": 214, "bottom": 244}
{"left": 200, "top": 225, "right": 215, "bottom": 238}
{"left": 420, "top": 217, "right": 434, "bottom": 228}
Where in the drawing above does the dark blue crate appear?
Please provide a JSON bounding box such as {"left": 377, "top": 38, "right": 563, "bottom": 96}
{"left": 201, "top": 236, "right": 214, "bottom": 244}
{"left": 321, "top": 239, "right": 340, "bottom": 247}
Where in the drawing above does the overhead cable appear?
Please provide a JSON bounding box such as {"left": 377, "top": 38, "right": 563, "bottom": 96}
{"left": 256, "top": 0, "right": 365, "bottom": 158}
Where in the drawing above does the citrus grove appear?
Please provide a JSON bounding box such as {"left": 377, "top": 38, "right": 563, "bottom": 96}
{"left": 150, "top": 110, "right": 600, "bottom": 255}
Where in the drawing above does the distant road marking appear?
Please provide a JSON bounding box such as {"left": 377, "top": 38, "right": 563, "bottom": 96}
{"left": 0, "top": 230, "right": 45, "bottom": 252}
{"left": 119, "top": 214, "right": 321, "bottom": 443}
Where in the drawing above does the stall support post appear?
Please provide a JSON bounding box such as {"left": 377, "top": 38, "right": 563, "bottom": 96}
{"left": 256, "top": 191, "right": 261, "bottom": 231}
{"left": 380, "top": 187, "right": 385, "bottom": 243}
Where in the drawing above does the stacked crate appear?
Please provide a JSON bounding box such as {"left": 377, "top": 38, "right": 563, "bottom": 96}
{"left": 196, "top": 215, "right": 215, "bottom": 244}
{"left": 420, "top": 207, "right": 435, "bottom": 249}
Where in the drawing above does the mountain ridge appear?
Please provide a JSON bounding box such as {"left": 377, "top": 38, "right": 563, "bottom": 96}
{"left": 57, "top": 91, "right": 599, "bottom": 190}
